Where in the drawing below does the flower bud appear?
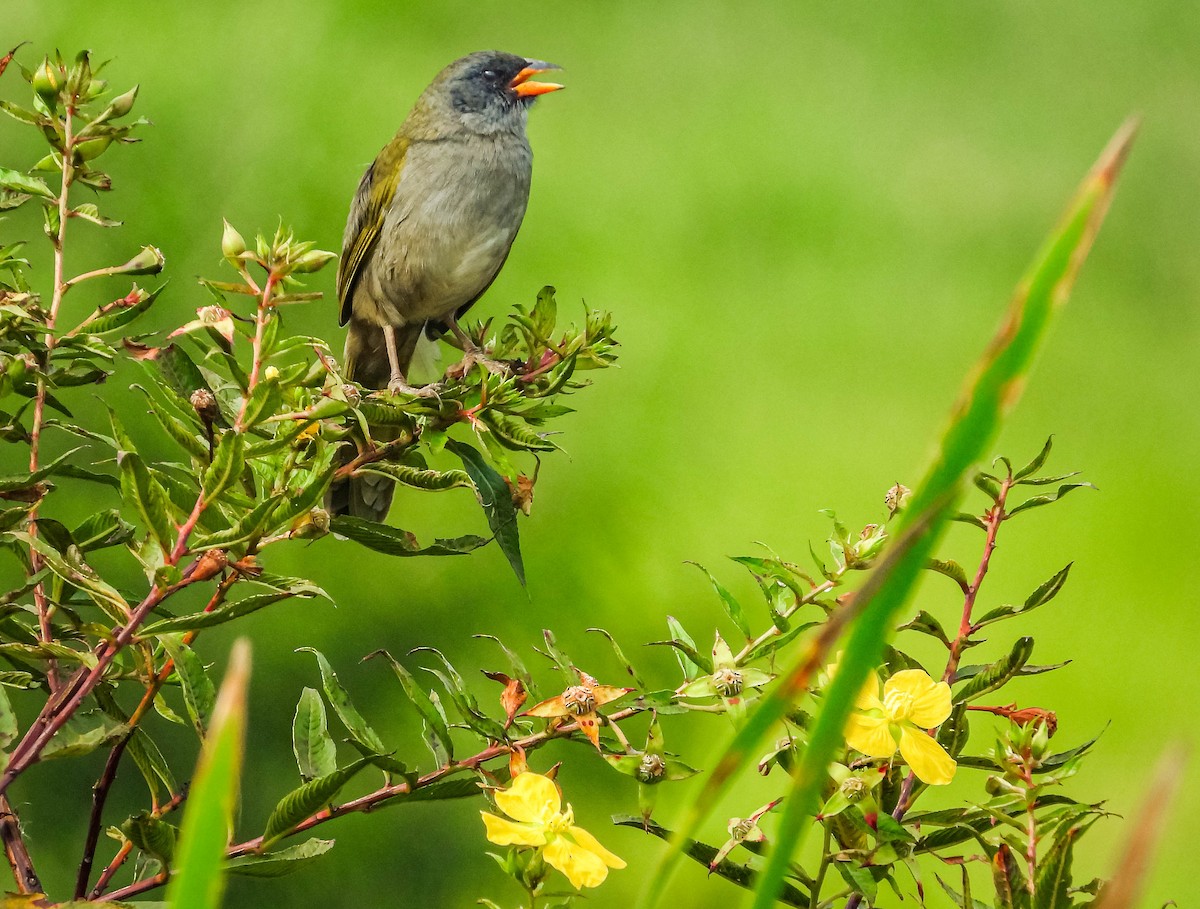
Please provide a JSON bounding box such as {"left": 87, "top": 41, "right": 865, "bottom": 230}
{"left": 33, "top": 58, "right": 59, "bottom": 105}
{"left": 561, "top": 685, "right": 596, "bottom": 716}
{"left": 107, "top": 84, "right": 138, "bottom": 118}
{"left": 264, "top": 366, "right": 281, "bottom": 383}
{"left": 712, "top": 668, "right": 743, "bottom": 697}
{"left": 120, "top": 246, "right": 165, "bottom": 276}
{"left": 339, "top": 383, "right": 361, "bottom": 405}
{"left": 291, "top": 249, "right": 337, "bottom": 274}
{"left": 840, "top": 775, "right": 868, "bottom": 802}
{"left": 221, "top": 219, "right": 247, "bottom": 261}
{"left": 190, "top": 388, "right": 219, "bottom": 424}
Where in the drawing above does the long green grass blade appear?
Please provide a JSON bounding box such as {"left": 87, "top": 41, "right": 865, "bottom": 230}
{"left": 166, "top": 639, "right": 251, "bottom": 909}
{"left": 642, "top": 118, "right": 1137, "bottom": 909}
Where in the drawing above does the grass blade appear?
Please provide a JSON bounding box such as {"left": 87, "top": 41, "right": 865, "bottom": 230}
{"left": 641, "top": 118, "right": 1137, "bottom": 909}
{"left": 166, "top": 639, "right": 251, "bottom": 909}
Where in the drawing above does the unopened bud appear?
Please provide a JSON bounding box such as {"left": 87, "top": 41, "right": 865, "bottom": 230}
{"left": 561, "top": 685, "right": 596, "bottom": 716}
{"left": 221, "top": 219, "right": 247, "bottom": 261}
{"left": 198, "top": 305, "right": 229, "bottom": 325}
{"left": 290, "top": 507, "right": 330, "bottom": 539}
{"left": 885, "top": 483, "right": 912, "bottom": 518}
{"left": 291, "top": 249, "right": 337, "bottom": 274}
{"left": 120, "top": 245, "right": 165, "bottom": 276}
{"left": 33, "top": 58, "right": 59, "bottom": 104}
{"left": 264, "top": 366, "right": 281, "bottom": 382}
{"left": 107, "top": 84, "right": 138, "bottom": 118}
{"left": 190, "top": 388, "right": 219, "bottom": 424}
{"left": 712, "top": 668, "right": 743, "bottom": 697}
{"left": 339, "top": 383, "right": 361, "bottom": 405}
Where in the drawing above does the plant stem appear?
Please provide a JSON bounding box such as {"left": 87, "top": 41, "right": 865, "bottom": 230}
{"left": 809, "top": 824, "right": 832, "bottom": 909}
{"left": 27, "top": 100, "right": 77, "bottom": 693}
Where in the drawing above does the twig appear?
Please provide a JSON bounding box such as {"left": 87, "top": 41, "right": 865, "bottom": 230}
{"left": 0, "top": 794, "right": 41, "bottom": 894}
{"left": 75, "top": 574, "right": 240, "bottom": 897}
{"left": 89, "top": 791, "right": 185, "bottom": 899}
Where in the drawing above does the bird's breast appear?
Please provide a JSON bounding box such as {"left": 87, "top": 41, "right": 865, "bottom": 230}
{"left": 367, "top": 135, "right": 534, "bottom": 324}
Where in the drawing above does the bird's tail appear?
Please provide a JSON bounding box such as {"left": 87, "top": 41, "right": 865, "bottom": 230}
{"left": 327, "top": 320, "right": 426, "bottom": 522}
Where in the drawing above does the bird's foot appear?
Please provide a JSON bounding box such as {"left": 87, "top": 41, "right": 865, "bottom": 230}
{"left": 448, "top": 347, "right": 515, "bottom": 380}
{"left": 386, "top": 377, "right": 443, "bottom": 399}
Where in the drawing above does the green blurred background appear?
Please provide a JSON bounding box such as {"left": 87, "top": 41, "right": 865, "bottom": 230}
{"left": 3, "top": 1, "right": 1197, "bottom": 906}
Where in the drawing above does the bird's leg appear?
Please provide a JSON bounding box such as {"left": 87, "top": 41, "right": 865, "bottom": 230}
{"left": 382, "top": 324, "right": 435, "bottom": 396}
{"left": 447, "top": 317, "right": 512, "bottom": 377}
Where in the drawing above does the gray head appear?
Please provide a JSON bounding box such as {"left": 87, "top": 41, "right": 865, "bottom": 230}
{"left": 418, "top": 51, "right": 563, "bottom": 137}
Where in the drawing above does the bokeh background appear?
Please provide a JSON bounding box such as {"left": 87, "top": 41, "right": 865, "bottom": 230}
{"left": 3, "top": 1, "right": 1197, "bottom": 906}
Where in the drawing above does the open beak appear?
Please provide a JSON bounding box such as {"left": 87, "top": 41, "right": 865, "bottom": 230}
{"left": 510, "top": 60, "right": 564, "bottom": 98}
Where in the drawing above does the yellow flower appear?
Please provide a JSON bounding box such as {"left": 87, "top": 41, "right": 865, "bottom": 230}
{"left": 481, "top": 771, "right": 626, "bottom": 890}
{"left": 843, "top": 668, "right": 957, "bottom": 785}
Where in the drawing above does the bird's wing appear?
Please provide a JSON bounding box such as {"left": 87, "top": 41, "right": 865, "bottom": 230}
{"left": 336, "top": 136, "right": 409, "bottom": 327}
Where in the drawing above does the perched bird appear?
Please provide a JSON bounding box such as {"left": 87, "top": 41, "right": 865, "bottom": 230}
{"left": 330, "top": 51, "right": 563, "bottom": 520}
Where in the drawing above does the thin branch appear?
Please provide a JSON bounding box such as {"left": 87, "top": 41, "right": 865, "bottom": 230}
{"left": 89, "top": 791, "right": 185, "bottom": 899}
{"left": 0, "top": 794, "right": 41, "bottom": 894}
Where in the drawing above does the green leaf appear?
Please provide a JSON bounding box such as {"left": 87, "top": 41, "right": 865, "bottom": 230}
{"left": 413, "top": 647, "right": 509, "bottom": 742}
{"left": 297, "top": 648, "right": 387, "bottom": 756}
{"left": 926, "top": 558, "right": 970, "bottom": 591}
{"left": 115, "top": 413, "right": 178, "bottom": 555}
{"left": 166, "top": 639, "right": 250, "bottom": 909}
{"left": 239, "top": 378, "right": 282, "bottom": 429}
{"left": 71, "top": 509, "right": 136, "bottom": 552}
{"left": 226, "top": 837, "right": 335, "bottom": 877}
{"left": 586, "top": 627, "right": 648, "bottom": 690}
{"left": 954, "top": 636, "right": 1035, "bottom": 701}
{"left": 0, "top": 686, "right": 17, "bottom": 752}
{"left": 292, "top": 687, "right": 337, "bottom": 782}
{"left": 898, "top": 609, "right": 951, "bottom": 645}
{"left": 161, "top": 635, "right": 216, "bottom": 737}
{"left": 356, "top": 461, "right": 472, "bottom": 492}
{"left": 686, "top": 561, "right": 752, "bottom": 640}
{"left": 0, "top": 167, "right": 55, "bottom": 201}
{"left": 145, "top": 591, "right": 310, "bottom": 634}
{"left": 82, "top": 283, "right": 164, "bottom": 334}
{"left": 446, "top": 439, "right": 524, "bottom": 585}
{"left": 261, "top": 758, "right": 371, "bottom": 847}
{"left": 1008, "top": 482, "right": 1096, "bottom": 517}
{"left": 201, "top": 432, "right": 245, "bottom": 505}
{"left": 366, "top": 650, "right": 453, "bottom": 766}
{"left": 329, "top": 515, "right": 488, "bottom": 557}
{"left": 974, "top": 564, "right": 1073, "bottom": 628}
{"left": 121, "top": 811, "right": 177, "bottom": 866}
{"left": 41, "top": 712, "right": 128, "bottom": 760}
{"left": 1014, "top": 436, "right": 1055, "bottom": 480}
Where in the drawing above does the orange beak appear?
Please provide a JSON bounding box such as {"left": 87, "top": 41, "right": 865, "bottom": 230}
{"left": 510, "top": 61, "right": 564, "bottom": 98}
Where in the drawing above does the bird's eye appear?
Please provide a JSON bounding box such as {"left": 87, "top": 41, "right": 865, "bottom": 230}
{"left": 482, "top": 69, "right": 498, "bottom": 81}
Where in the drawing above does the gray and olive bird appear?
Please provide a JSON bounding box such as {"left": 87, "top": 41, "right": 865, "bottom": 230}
{"left": 330, "top": 51, "right": 563, "bottom": 520}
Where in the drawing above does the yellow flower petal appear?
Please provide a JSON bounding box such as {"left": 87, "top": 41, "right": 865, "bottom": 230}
{"left": 898, "top": 726, "right": 957, "bottom": 785}
{"left": 481, "top": 812, "right": 547, "bottom": 847}
{"left": 885, "top": 669, "right": 951, "bottom": 727}
{"left": 524, "top": 695, "right": 570, "bottom": 718}
{"left": 567, "top": 825, "right": 626, "bottom": 869}
{"left": 844, "top": 713, "right": 896, "bottom": 758}
{"left": 544, "top": 834, "right": 611, "bottom": 889}
{"left": 855, "top": 674, "right": 884, "bottom": 712}
{"left": 494, "top": 771, "right": 561, "bottom": 825}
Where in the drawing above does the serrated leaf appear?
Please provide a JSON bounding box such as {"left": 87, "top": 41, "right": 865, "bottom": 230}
{"left": 329, "top": 515, "right": 488, "bottom": 557}
{"left": 226, "top": 837, "right": 335, "bottom": 877}
{"left": 1014, "top": 437, "right": 1054, "bottom": 481}
{"left": 446, "top": 439, "right": 524, "bottom": 585}
{"left": 1008, "top": 483, "right": 1096, "bottom": 517}
{"left": 686, "top": 561, "right": 752, "bottom": 640}
{"left": 954, "top": 636, "right": 1035, "bottom": 701}
{"left": 926, "top": 558, "right": 970, "bottom": 591}
{"left": 356, "top": 461, "right": 472, "bottom": 491}
{"left": 122, "top": 812, "right": 177, "bottom": 866}
{"left": 292, "top": 688, "right": 337, "bottom": 782}
{"left": 42, "top": 712, "right": 129, "bottom": 760}
{"left": 201, "top": 432, "right": 245, "bottom": 505}
{"left": 298, "top": 648, "right": 387, "bottom": 756}
{"left": 898, "top": 609, "right": 951, "bottom": 645}
{"left": 414, "top": 647, "right": 509, "bottom": 742}
{"left": 366, "top": 650, "right": 453, "bottom": 765}
{"left": 72, "top": 509, "right": 136, "bottom": 552}
{"left": 161, "top": 635, "right": 216, "bottom": 737}
{"left": 239, "top": 378, "right": 282, "bottom": 428}
{"left": 261, "top": 758, "right": 371, "bottom": 846}
{"left": 974, "top": 564, "right": 1072, "bottom": 628}
{"left": 0, "top": 167, "right": 55, "bottom": 201}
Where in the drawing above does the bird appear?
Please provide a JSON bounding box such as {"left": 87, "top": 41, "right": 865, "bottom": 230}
{"left": 329, "top": 51, "right": 564, "bottom": 520}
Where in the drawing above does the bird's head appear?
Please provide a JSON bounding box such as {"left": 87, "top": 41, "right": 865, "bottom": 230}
{"left": 421, "top": 51, "right": 563, "bottom": 137}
